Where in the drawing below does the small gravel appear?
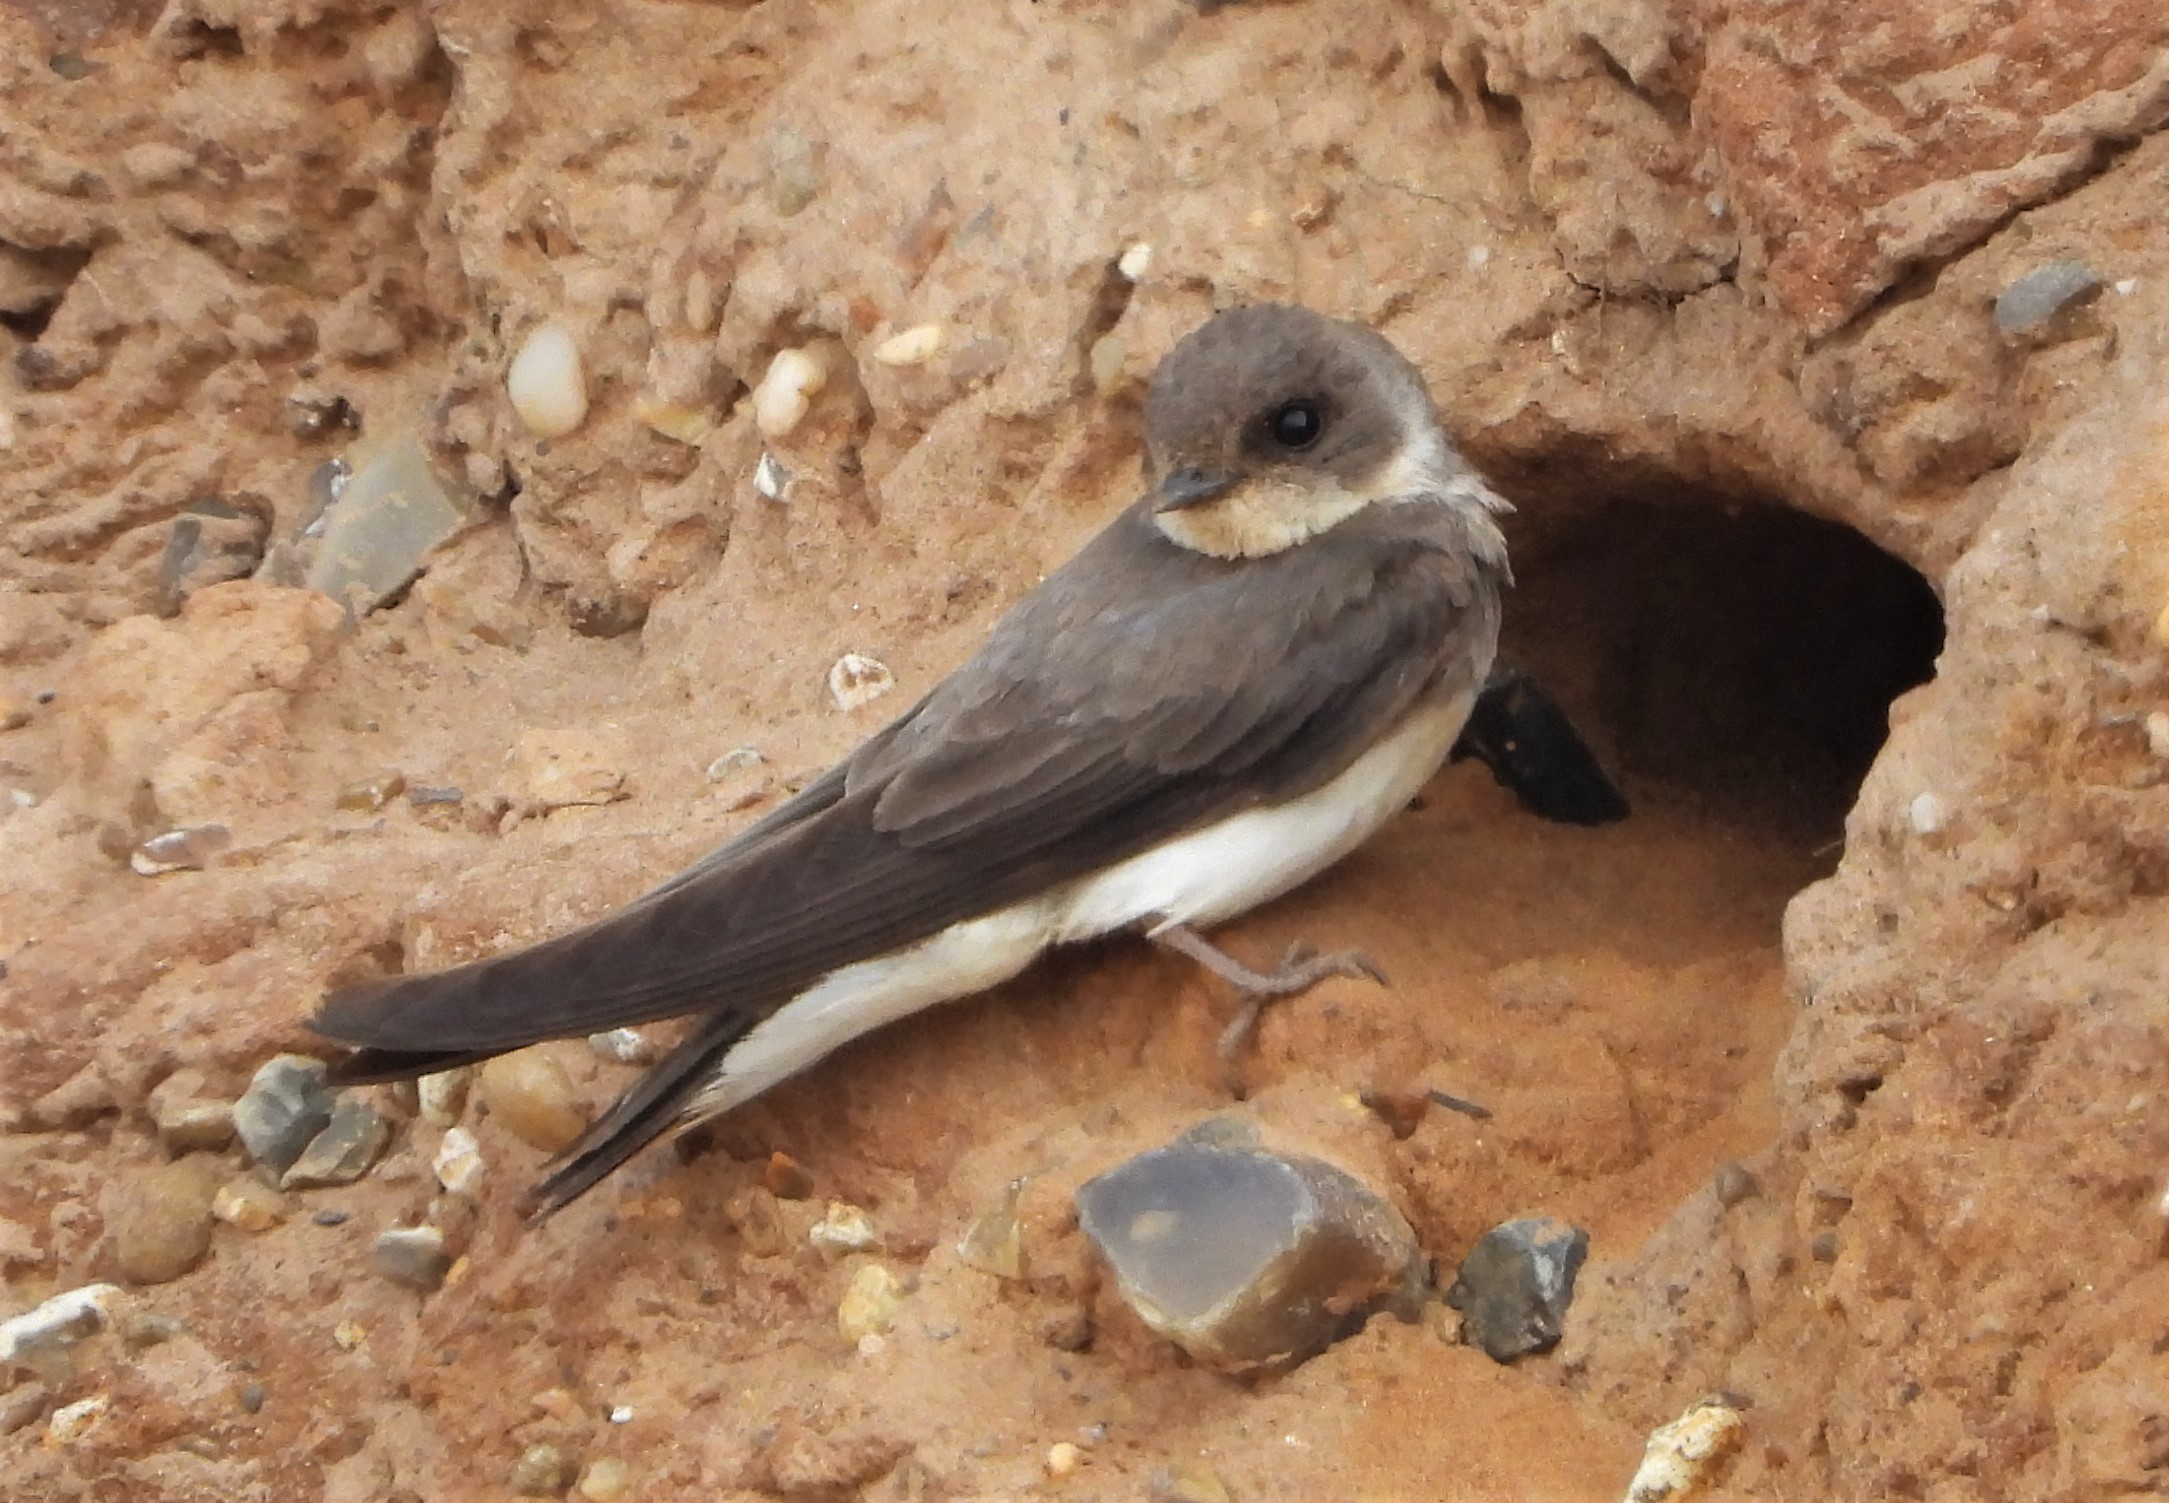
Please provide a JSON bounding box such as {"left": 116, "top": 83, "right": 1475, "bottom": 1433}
{"left": 232, "top": 1056, "right": 335, "bottom": 1174}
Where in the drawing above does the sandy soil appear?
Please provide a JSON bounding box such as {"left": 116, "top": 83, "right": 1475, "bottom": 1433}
{"left": 3, "top": 2, "right": 2167, "bottom": 1500}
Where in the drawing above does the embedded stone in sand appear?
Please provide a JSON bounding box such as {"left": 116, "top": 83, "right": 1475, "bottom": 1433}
{"left": 1075, "top": 1124, "right": 1425, "bottom": 1371}
{"left": 507, "top": 322, "right": 589, "bottom": 438}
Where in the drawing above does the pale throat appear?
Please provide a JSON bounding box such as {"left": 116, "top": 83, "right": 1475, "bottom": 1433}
{"left": 1151, "top": 430, "right": 1485, "bottom": 561}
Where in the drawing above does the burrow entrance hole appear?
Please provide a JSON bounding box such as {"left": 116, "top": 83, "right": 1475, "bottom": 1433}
{"left": 1499, "top": 492, "right": 1947, "bottom": 853}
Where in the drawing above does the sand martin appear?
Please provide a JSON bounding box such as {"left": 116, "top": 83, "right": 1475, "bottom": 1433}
{"left": 312, "top": 303, "right": 1513, "bottom": 1214}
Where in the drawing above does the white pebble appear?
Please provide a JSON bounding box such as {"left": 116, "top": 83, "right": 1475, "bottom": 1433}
{"left": 418, "top": 1066, "right": 470, "bottom": 1127}
{"left": 433, "top": 1126, "right": 487, "bottom": 1196}
{"left": 1908, "top": 792, "right": 1948, "bottom": 835}
{"left": 609, "top": 1404, "right": 634, "bottom": 1425}
{"left": 1045, "top": 1441, "right": 1084, "bottom": 1478}
{"left": 837, "top": 1261, "right": 904, "bottom": 1342}
{"left": 828, "top": 653, "right": 896, "bottom": 712}
{"left": 587, "top": 1028, "right": 654, "bottom": 1065}
{"left": 1705, "top": 193, "right": 1727, "bottom": 218}
{"left": 45, "top": 1394, "right": 109, "bottom": 1446}
{"left": 754, "top": 451, "right": 791, "bottom": 501}
{"left": 2114, "top": 278, "right": 2138, "bottom": 296}
{"left": 0, "top": 1284, "right": 120, "bottom": 1378}
{"left": 1623, "top": 1399, "right": 1744, "bottom": 1501}
{"left": 9, "top": 788, "right": 35, "bottom": 810}
{"left": 2144, "top": 710, "right": 2169, "bottom": 760}
{"left": 507, "top": 323, "right": 589, "bottom": 439}
{"left": 752, "top": 346, "right": 828, "bottom": 438}
{"left": 1117, "top": 243, "right": 1153, "bottom": 282}
{"left": 706, "top": 747, "right": 764, "bottom": 782}
{"left": 872, "top": 323, "right": 943, "bottom": 367}
{"left": 810, "top": 1201, "right": 880, "bottom": 1255}
{"left": 684, "top": 268, "right": 717, "bottom": 331}
{"left": 1466, "top": 244, "right": 1491, "bottom": 269}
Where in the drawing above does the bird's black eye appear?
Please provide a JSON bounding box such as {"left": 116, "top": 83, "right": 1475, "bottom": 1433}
{"left": 1266, "top": 399, "right": 1324, "bottom": 451}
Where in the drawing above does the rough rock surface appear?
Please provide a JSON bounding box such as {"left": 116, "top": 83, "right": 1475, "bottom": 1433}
{"left": 2, "top": 2, "right": 2165, "bottom": 1500}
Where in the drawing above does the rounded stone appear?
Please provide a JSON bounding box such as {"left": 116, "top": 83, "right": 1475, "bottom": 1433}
{"left": 478, "top": 1048, "right": 589, "bottom": 1153}
{"left": 110, "top": 1156, "right": 221, "bottom": 1285}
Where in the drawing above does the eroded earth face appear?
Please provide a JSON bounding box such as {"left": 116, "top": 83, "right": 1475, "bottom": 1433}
{"left": 3, "top": 2, "right": 2167, "bottom": 1499}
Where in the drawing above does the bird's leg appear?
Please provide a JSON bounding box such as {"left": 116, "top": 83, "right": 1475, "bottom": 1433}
{"left": 1150, "top": 922, "right": 1389, "bottom": 1095}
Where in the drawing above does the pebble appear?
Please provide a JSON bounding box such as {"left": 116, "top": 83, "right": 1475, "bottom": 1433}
{"left": 371, "top": 1225, "right": 452, "bottom": 1291}
{"left": 333, "top": 1320, "right": 367, "bottom": 1350}
{"left": 305, "top": 434, "right": 472, "bottom": 617}
{"left": 508, "top": 323, "right": 589, "bottom": 438}
{"left": 282, "top": 1096, "right": 391, "bottom": 1189}
{"left": 588, "top": 1028, "right": 655, "bottom": 1066}
{"left": 1993, "top": 258, "right": 2103, "bottom": 334}
{"left": 576, "top": 1456, "right": 632, "bottom": 1501}
{"left": 1623, "top": 1399, "right": 1745, "bottom": 1501}
{"left": 705, "top": 746, "right": 764, "bottom": 783}
{"left": 632, "top": 392, "right": 713, "bottom": 446}
{"left": 154, "top": 502, "right": 268, "bottom": 616}
{"left": 313, "top": 1208, "right": 351, "bottom": 1227}
{"left": 810, "top": 1202, "right": 880, "bottom": 1256}
{"left": 1045, "top": 1441, "right": 1084, "bottom": 1479}
{"left": 753, "top": 346, "right": 828, "bottom": 438}
{"left": 1088, "top": 332, "right": 1128, "bottom": 393}
{"left": 837, "top": 1262, "right": 906, "bottom": 1343}
{"left": 147, "top": 1069, "right": 236, "bottom": 1153}
{"left": 0, "top": 1283, "right": 120, "bottom": 1383}
{"left": 1712, "top": 1162, "right": 1760, "bottom": 1208}
{"left": 1149, "top": 1461, "right": 1231, "bottom": 1503}
{"left": 238, "top": 1380, "right": 266, "bottom": 1414}
{"left": 754, "top": 450, "right": 792, "bottom": 501}
{"left": 110, "top": 1156, "right": 221, "bottom": 1285}
{"left": 131, "top": 823, "right": 232, "bottom": 875}
{"left": 763, "top": 1151, "right": 815, "bottom": 1200}
{"left": 511, "top": 1441, "right": 578, "bottom": 1497}
{"left": 433, "top": 1126, "right": 487, "bottom": 1196}
{"left": 335, "top": 771, "right": 407, "bottom": 812}
{"left": 2157, "top": 598, "right": 2169, "bottom": 652}
{"left": 1445, "top": 1216, "right": 1591, "bottom": 1363}
{"left": 1117, "top": 242, "right": 1154, "bottom": 282}
{"left": 418, "top": 1066, "right": 471, "bottom": 1127}
{"left": 122, "top": 1311, "right": 187, "bottom": 1350}
{"left": 45, "top": 1393, "right": 109, "bottom": 1445}
{"left": 827, "top": 653, "right": 896, "bottom": 712}
{"left": 0, "top": 1382, "right": 49, "bottom": 1435}
{"left": 2145, "top": 710, "right": 2169, "bottom": 760}
{"left": 233, "top": 1055, "right": 336, "bottom": 1173}
{"left": 956, "top": 1180, "right": 1026, "bottom": 1280}
{"left": 212, "top": 1178, "right": 291, "bottom": 1232}
{"left": 285, "top": 387, "right": 358, "bottom": 439}
{"left": 519, "top": 727, "right": 628, "bottom": 810}
{"left": 1075, "top": 1126, "right": 1426, "bottom": 1370}
{"left": 872, "top": 323, "right": 944, "bottom": 367}
{"left": 1907, "top": 791, "right": 1948, "bottom": 836}
{"left": 609, "top": 1404, "right": 634, "bottom": 1425}
{"left": 478, "top": 1047, "right": 590, "bottom": 1152}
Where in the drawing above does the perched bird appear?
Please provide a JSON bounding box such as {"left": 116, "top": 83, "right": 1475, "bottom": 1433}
{"left": 313, "top": 303, "right": 1513, "bottom": 1215}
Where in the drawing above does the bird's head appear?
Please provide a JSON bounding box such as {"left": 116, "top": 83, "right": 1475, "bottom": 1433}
{"left": 1140, "top": 304, "right": 1494, "bottom": 560}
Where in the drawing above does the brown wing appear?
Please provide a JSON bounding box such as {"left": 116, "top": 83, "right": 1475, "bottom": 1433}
{"left": 309, "top": 498, "right": 1499, "bottom": 1064}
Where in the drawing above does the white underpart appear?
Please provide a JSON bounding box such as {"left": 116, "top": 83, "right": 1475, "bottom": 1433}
{"left": 685, "top": 692, "right": 1474, "bottom": 1123}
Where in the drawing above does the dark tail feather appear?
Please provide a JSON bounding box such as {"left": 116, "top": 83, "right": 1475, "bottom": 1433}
{"left": 325, "top": 1045, "right": 500, "bottom": 1086}
{"left": 526, "top": 1007, "right": 763, "bottom": 1219}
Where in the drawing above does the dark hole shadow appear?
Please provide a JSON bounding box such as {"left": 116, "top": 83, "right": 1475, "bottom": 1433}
{"left": 1501, "top": 495, "right": 1946, "bottom": 850}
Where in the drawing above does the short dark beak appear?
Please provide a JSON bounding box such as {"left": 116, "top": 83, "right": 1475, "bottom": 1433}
{"left": 1153, "top": 467, "right": 1239, "bottom": 513}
